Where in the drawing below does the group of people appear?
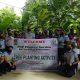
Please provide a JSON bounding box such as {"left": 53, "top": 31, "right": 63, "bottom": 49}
{"left": 0, "top": 27, "right": 80, "bottom": 77}
{"left": 0, "top": 28, "right": 16, "bottom": 76}
{"left": 56, "top": 28, "right": 80, "bottom": 77}
{"left": 24, "top": 27, "right": 80, "bottom": 77}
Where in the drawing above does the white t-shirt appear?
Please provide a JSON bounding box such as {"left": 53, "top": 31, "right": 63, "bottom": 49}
{"left": 25, "top": 32, "right": 35, "bottom": 39}
{"left": 0, "top": 40, "right": 5, "bottom": 49}
{"left": 58, "top": 35, "right": 69, "bottom": 48}
{"left": 64, "top": 35, "right": 70, "bottom": 41}
{"left": 5, "top": 36, "right": 14, "bottom": 47}
{"left": 58, "top": 35, "right": 69, "bottom": 43}
{"left": 73, "top": 48, "right": 80, "bottom": 55}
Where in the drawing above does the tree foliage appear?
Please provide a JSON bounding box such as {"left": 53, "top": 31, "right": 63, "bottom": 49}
{"left": 0, "top": 7, "right": 22, "bottom": 31}
{"left": 0, "top": 0, "right": 80, "bottom": 34}
{"left": 22, "top": 0, "right": 80, "bottom": 34}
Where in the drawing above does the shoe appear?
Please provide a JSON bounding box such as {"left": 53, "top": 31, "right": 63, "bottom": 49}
{"left": 0, "top": 73, "right": 3, "bottom": 76}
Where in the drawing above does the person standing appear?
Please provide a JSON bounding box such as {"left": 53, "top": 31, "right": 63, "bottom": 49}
{"left": 25, "top": 28, "right": 35, "bottom": 39}
{"left": 0, "top": 36, "right": 5, "bottom": 52}
{"left": 58, "top": 29, "right": 69, "bottom": 65}
{"left": 5, "top": 32, "right": 14, "bottom": 48}
{"left": 72, "top": 41, "right": 79, "bottom": 72}
{"left": 76, "top": 38, "right": 80, "bottom": 61}
{"left": 68, "top": 28, "right": 75, "bottom": 42}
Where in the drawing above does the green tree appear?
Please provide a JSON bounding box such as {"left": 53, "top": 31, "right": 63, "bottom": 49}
{"left": 22, "top": 0, "right": 80, "bottom": 34}
{"left": 0, "top": 7, "right": 22, "bottom": 31}
{"left": 22, "top": 0, "right": 50, "bottom": 29}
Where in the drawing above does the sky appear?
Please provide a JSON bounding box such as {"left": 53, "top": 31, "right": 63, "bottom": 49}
{"left": 0, "top": 0, "right": 27, "bottom": 16}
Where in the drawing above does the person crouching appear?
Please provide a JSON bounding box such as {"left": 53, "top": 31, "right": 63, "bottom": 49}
{"left": 3, "top": 46, "right": 16, "bottom": 72}
{"left": 64, "top": 47, "right": 79, "bottom": 77}
{"left": 0, "top": 52, "right": 7, "bottom": 75}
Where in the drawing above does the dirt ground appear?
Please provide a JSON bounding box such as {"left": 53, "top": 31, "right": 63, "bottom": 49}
{"left": 0, "top": 63, "right": 80, "bottom": 80}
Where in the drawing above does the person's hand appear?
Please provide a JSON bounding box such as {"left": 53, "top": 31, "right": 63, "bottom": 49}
{"left": 9, "top": 63, "right": 12, "bottom": 66}
{"left": 69, "top": 63, "right": 72, "bottom": 66}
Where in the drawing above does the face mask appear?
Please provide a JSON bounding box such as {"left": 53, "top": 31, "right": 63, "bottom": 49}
{"left": 7, "top": 50, "right": 12, "bottom": 53}
{"left": 67, "top": 47, "right": 72, "bottom": 51}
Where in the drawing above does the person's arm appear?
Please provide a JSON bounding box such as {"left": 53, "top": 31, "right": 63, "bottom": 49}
{"left": 7, "top": 37, "right": 13, "bottom": 43}
{"left": 68, "top": 56, "right": 74, "bottom": 66}
{"left": 69, "top": 60, "right": 73, "bottom": 66}
{"left": 11, "top": 53, "right": 16, "bottom": 66}
{"left": 73, "top": 57, "right": 79, "bottom": 65}
{"left": 73, "top": 53, "right": 79, "bottom": 65}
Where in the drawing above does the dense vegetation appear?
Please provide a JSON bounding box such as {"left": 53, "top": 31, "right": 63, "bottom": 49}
{"left": 0, "top": 0, "right": 80, "bottom": 35}
{"left": 22, "top": 0, "right": 80, "bottom": 35}
{"left": 0, "top": 7, "right": 22, "bottom": 32}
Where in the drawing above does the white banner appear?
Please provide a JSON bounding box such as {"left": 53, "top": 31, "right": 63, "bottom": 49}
{"left": 14, "top": 38, "right": 58, "bottom": 70}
